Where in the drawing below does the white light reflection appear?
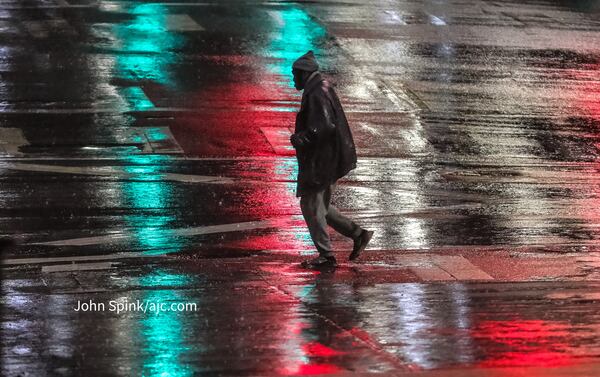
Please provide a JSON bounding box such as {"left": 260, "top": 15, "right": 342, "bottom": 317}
{"left": 380, "top": 283, "right": 475, "bottom": 368}
{"left": 383, "top": 10, "right": 407, "bottom": 25}
{"left": 403, "top": 217, "right": 428, "bottom": 249}
{"left": 428, "top": 14, "right": 447, "bottom": 26}
{"left": 46, "top": 295, "right": 75, "bottom": 362}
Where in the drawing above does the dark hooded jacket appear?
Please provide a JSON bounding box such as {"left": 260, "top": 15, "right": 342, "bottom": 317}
{"left": 293, "top": 72, "right": 357, "bottom": 197}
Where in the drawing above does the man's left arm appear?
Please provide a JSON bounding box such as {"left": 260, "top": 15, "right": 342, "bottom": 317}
{"left": 291, "top": 93, "right": 335, "bottom": 149}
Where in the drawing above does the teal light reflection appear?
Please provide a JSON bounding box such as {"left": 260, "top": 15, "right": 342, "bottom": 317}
{"left": 113, "top": 4, "right": 182, "bottom": 88}
{"left": 265, "top": 8, "right": 326, "bottom": 87}
{"left": 139, "top": 271, "right": 195, "bottom": 377}
{"left": 123, "top": 157, "right": 192, "bottom": 377}
{"left": 265, "top": 7, "right": 325, "bottom": 201}
{"left": 122, "top": 154, "right": 183, "bottom": 256}
{"left": 113, "top": 4, "right": 192, "bottom": 377}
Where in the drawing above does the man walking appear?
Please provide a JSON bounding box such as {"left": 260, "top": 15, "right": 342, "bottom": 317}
{"left": 290, "top": 51, "right": 373, "bottom": 269}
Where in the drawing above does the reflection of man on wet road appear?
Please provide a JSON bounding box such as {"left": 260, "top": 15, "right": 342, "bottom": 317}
{"left": 290, "top": 51, "right": 374, "bottom": 269}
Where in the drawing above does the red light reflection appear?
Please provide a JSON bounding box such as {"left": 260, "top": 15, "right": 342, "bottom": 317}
{"left": 281, "top": 363, "right": 342, "bottom": 376}
{"left": 472, "top": 319, "right": 580, "bottom": 368}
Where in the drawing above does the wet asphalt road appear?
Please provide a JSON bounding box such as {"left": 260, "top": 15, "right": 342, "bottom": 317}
{"left": 1, "top": 0, "right": 600, "bottom": 376}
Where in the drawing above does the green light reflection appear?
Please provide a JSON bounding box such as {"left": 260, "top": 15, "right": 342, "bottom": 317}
{"left": 139, "top": 271, "right": 195, "bottom": 377}
{"left": 122, "top": 154, "right": 183, "bottom": 256}
{"left": 113, "top": 4, "right": 193, "bottom": 377}
{"left": 113, "top": 3, "right": 182, "bottom": 87}
{"left": 265, "top": 8, "right": 326, "bottom": 87}
{"left": 265, "top": 7, "right": 325, "bottom": 203}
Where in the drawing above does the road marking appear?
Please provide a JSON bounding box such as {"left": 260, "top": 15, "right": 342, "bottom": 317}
{"left": 3, "top": 125, "right": 181, "bottom": 155}
{"left": 0, "top": 128, "right": 29, "bottom": 156}
{"left": 260, "top": 127, "right": 295, "bottom": 155}
{"left": 5, "top": 162, "right": 235, "bottom": 184}
{"left": 166, "top": 14, "right": 204, "bottom": 32}
{"left": 0, "top": 2, "right": 217, "bottom": 9}
{"left": 397, "top": 254, "right": 494, "bottom": 281}
{"left": 30, "top": 219, "right": 290, "bottom": 246}
{"left": 0, "top": 107, "right": 411, "bottom": 115}
{"left": 2, "top": 252, "right": 153, "bottom": 266}
{"left": 383, "top": 10, "right": 407, "bottom": 25}
{"left": 546, "top": 291, "right": 600, "bottom": 300}
{"left": 432, "top": 255, "right": 494, "bottom": 280}
{"left": 120, "top": 86, "right": 154, "bottom": 111}
{"left": 267, "top": 11, "right": 285, "bottom": 27}
{"left": 145, "top": 127, "right": 184, "bottom": 154}
{"left": 379, "top": 79, "right": 429, "bottom": 112}
{"left": 20, "top": 0, "right": 96, "bottom": 9}
{"left": 410, "top": 266, "right": 455, "bottom": 281}
{"left": 42, "top": 262, "right": 114, "bottom": 273}
{"left": 427, "top": 14, "right": 447, "bottom": 26}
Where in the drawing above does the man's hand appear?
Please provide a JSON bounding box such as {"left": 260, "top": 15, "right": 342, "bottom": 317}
{"left": 290, "top": 133, "right": 304, "bottom": 149}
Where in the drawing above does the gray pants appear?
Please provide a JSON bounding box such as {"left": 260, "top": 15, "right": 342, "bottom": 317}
{"left": 300, "top": 185, "right": 363, "bottom": 257}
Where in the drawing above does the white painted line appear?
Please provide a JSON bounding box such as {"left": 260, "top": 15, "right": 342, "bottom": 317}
{"left": 166, "top": 14, "right": 204, "bottom": 32}
{"left": 0, "top": 2, "right": 216, "bottom": 9}
{"left": 159, "top": 2, "right": 212, "bottom": 5}
{"left": 42, "top": 262, "right": 114, "bottom": 273}
{"left": 98, "top": 2, "right": 124, "bottom": 12}
{"left": 13, "top": 0, "right": 97, "bottom": 9}
{"left": 146, "top": 127, "right": 184, "bottom": 154}
{"left": 0, "top": 128, "right": 29, "bottom": 156}
{"left": 2, "top": 252, "right": 153, "bottom": 266}
{"left": 396, "top": 254, "right": 494, "bottom": 281}
{"left": 432, "top": 255, "right": 494, "bottom": 280}
{"left": 0, "top": 107, "right": 239, "bottom": 114}
{"left": 428, "top": 14, "right": 447, "bottom": 26}
{"left": 378, "top": 79, "right": 422, "bottom": 112}
{"left": 7, "top": 163, "right": 117, "bottom": 175}
{"left": 120, "top": 86, "right": 155, "bottom": 111}
{"left": 0, "top": 107, "right": 395, "bottom": 115}
{"left": 0, "top": 156, "right": 295, "bottom": 162}
{"left": 410, "top": 266, "right": 455, "bottom": 281}
{"left": 174, "top": 220, "right": 277, "bottom": 237}
{"left": 5, "top": 163, "right": 235, "bottom": 184}
{"left": 0, "top": 108, "right": 123, "bottom": 114}
{"left": 267, "top": 11, "right": 285, "bottom": 27}
{"left": 30, "top": 218, "right": 290, "bottom": 246}
{"left": 162, "top": 172, "right": 233, "bottom": 183}
{"left": 383, "top": 10, "right": 407, "bottom": 25}
{"left": 260, "top": 127, "right": 295, "bottom": 155}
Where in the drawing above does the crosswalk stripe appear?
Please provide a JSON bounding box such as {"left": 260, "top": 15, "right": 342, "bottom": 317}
{"left": 260, "top": 127, "right": 295, "bottom": 155}
{"left": 42, "top": 262, "right": 114, "bottom": 273}
{"left": 0, "top": 128, "right": 29, "bottom": 156}
{"left": 166, "top": 14, "right": 204, "bottom": 31}
{"left": 2, "top": 252, "right": 155, "bottom": 265}
{"left": 4, "top": 163, "right": 234, "bottom": 184}
{"left": 30, "top": 219, "right": 289, "bottom": 246}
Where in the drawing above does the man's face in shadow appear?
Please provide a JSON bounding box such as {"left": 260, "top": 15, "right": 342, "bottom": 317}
{"left": 292, "top": 68, "right": 308, "bottom": 91}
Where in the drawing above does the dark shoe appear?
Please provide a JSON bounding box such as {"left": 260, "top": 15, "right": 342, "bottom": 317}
{"left": 349, "top": 230, "right": 374, "bottom": 261}
{"left": 300, "top": 256, "right": 337, "bottom": 270}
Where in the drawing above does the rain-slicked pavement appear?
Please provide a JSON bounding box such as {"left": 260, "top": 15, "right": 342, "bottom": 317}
{"left": 1, "top": 0, "right": 600, "bottom": 376}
